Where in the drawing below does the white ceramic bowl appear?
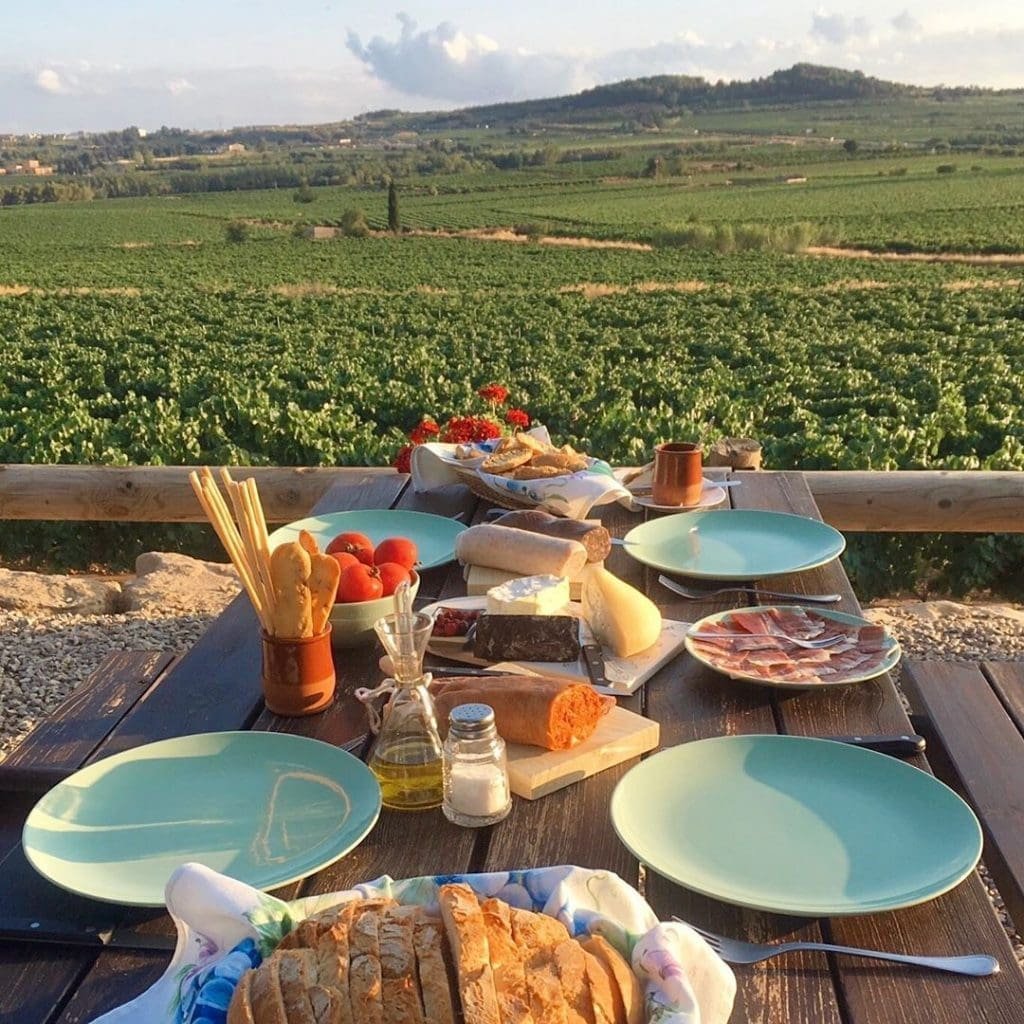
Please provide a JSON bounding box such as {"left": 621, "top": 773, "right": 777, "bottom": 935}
{"left": 329, "top": 570, "right": 421, "bottom": 648}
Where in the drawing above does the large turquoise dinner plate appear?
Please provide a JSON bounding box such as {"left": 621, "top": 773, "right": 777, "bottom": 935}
{"left": 269, "top": 509, "right": 465, "bottom": 570}
{"left": 622, "top": 509, "right": 846, "bottom": 579}
{"left": 23, "top": 732, "right": 382, "bottom": 906}
{"left": 611, "top": 735, "right": 981, "bottom": 916}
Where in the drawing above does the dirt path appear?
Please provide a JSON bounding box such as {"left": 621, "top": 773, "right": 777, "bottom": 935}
{"left": 807, "top": 246, "right": 1024, "bottom": 266}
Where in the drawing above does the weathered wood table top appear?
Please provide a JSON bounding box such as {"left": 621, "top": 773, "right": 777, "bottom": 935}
{"left": 2, "top": 468, "right": 1022, "bottom": 1024}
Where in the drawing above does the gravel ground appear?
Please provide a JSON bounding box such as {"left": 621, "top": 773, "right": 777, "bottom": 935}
{"left": 2, "top": 598, "right": 1022, "bottom": 966}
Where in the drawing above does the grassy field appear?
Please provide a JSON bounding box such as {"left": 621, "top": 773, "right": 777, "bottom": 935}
{"left": 2, "top": 126, "right": 1024, "bottom": 594}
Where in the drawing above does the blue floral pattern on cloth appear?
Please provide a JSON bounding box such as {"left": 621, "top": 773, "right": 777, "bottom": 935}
{"left": 90, "top": 862, "right": 735, "bottom": 1024}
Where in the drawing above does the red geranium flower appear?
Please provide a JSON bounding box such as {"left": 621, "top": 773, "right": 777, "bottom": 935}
{"left": 393, "top": 444, "right": 413, "bottom": 474}
{"left": 477, "top": 384, "right": 509, "bottom": 406}
{"left": 505, "top": 408, "right": 530, "bottom": 429}
{"left": 441, "top": 415, "right": 502, "bottom": 444}
{"left": 408, "top": 417, "right": 440, "bottom": 445}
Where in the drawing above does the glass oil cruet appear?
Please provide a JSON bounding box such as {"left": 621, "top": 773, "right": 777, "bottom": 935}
{"left": 368, "top": 583, "right": 444, "bottom": 810}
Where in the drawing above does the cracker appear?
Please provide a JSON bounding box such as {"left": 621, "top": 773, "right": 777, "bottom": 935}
{"left": 532, "top": 452, "right": 588, "bottom": 473}
{"left": 482, "top": 448, "right": 534, "bottom": 474}
{"left": 511, "top": 465, "right": 567, "bottom": 480}
{"left": 513, "top": 433, "right": 548, "bottom": 455}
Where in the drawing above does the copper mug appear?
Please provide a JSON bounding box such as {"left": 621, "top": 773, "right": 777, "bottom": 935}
{"left": 652, "top": 442, "right": 704, "bottom": 507}
{"left": 261, "top": 627, "right": 336, "bottom": 716}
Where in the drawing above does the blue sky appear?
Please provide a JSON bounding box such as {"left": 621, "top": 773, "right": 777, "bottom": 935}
{"left": 3, "top": 2, "right": 1023, "bottom": 133}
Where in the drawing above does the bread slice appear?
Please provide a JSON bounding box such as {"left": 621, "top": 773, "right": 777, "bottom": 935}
{"left": 380, "top": 906, "right": 425, "bottom": 1024}
{"left": 577, "top": 948, "right": 617, "bottom": 1024}
{"left": 438, "top": 883, "right": 501, "bottom": 1024}
{"left": 308, "top": 984, "right": 345, "bottom": 1024}
{"left": 249, "top": 956, "right": 288, "bottom": 1024}
{"left": 480, "top": 898, "right": 533, "bottom": 1024}
{"left": 226, "top": 970, "right": 257, "bottom": 1024}
{"left": 350, "top": 906, "right": 385, "bottom": 1024}
{"left": 579, "top": 938, "right": 642, "bottom": 1024}
{"left": 553, "top": 941, "right": 594, "bottom": 1024}
{"left": 412, "top": 914, "right": 457, "bottom": 1024}
{"left": 277, "top": 950, "right": 318, "bottom": 1024}
{"left": 509, "top": 908, "right": 569, "bottom": 1024}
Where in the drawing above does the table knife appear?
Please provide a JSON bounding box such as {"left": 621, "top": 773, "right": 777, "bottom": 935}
{"left": 821, "top": 734, "right": 926, "bottom": 758}
{"left": 581, "top": 643, "right": 608, "bottom": 688}
{"left": 0, "top": 917, "right": 178, "bottom": 952}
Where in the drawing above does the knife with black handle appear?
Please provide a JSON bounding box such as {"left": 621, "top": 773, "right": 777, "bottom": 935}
{"left": 581, "top": 643, "right": 608, "bottom": 689}
{"left": 0, "top": 917, "right": 178, "bottom": 951}
{"left": 821, "top": 734, "right": 926, "bottom": 758}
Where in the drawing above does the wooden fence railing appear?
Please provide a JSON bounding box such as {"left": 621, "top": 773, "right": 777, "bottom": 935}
{"left": 1, "top": 465, "right": 1022, "bottom": 532}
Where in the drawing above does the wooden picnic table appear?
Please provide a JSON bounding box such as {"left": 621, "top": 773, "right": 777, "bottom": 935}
{"left": 2, "top": 468, "right": 1023, "bottom": 1024}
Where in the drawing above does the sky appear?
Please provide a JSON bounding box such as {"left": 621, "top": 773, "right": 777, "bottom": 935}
{"left": 2, "top": 2, "right": 1024, "bottom": 134}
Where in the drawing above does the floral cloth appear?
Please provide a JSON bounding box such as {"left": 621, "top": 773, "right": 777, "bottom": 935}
{"left": 90, "top": 862, "right": 735, "bottom": 1024}
{"left": 411, "top": 426, "right": 633, "bottom": 520}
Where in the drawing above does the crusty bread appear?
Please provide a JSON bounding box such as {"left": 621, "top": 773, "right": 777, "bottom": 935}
{"left": 554, "top": 941, "right": 593, "bottom": 1024}
{"left": 379, "top": 906, "right": 425, "bottom": 1024}
{"left": 510, "top": 908, "right": 569, "bottom": 1024}
{"left": 438, "top": 883, "right": 502, "bottom": 1024}
{"left": 577, "top": 948, "right": 616, "bottom": 1024}
{"left": 227, "top": 894, "right": 645, "bottom": 1024}
{"left": 349, "top": 907, "right": 385, "bottom": 1024}
{"left": 227, "top": 970, "right": 256, "bottom": 1024}
{"left": 480, "top": 899, "right": 533, "bottom": 1024}
{"left": 579, "top": 938, "right": 643, "bottom": 1024}
{"left": 412, "top": 914, "right": 457, "bottom": 1024}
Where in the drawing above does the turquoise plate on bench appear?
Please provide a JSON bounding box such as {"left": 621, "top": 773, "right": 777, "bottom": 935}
{"left": 23, "top": 732, "right": 382, "bottom": 906}
{"left": 622, "top": 509, "right": 846, "bottom": 580}
{"left": 269, "top": 509, "right": 465, "bottom": 570}
{"left": 611, "top": 735, "right": 982, "bottom": 916}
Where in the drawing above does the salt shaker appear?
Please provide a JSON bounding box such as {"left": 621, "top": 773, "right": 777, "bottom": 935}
{"left": 442, "top": 703, "right": 512, "bottom": 827}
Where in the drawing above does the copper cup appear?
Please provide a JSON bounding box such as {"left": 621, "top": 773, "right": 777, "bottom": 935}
{"left": 261, "top": 627, "right": 336, "bottom": 717}
{"left": 652, "top": 442, "right": 704, "bottom": 507}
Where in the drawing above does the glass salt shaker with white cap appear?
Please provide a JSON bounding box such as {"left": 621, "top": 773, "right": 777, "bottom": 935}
{"left": 442, "top": 703, "right": 512, "bottom": 827}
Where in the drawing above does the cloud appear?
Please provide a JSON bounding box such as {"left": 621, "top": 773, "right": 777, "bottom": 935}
{"left": 810, "top": 12, "right": 871, "bottom": 45}
{"left": 345, "top": 14, "right": 587, "bottom": 103}
{"left": 166, "top": 77, "right": 196, "bottom": 96}
{"left": 35, "top": 68, "right": 66, "bottom": 94}
{"left": 891, "top": 10, "right": 922, "bottom": 34}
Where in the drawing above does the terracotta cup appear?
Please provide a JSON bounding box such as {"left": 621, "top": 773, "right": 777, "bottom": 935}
{"left": 261, "top": 627, "right": 336, "bottom": 716}
{"left": 652, "top": 442, "right": 704, "bottom": 507}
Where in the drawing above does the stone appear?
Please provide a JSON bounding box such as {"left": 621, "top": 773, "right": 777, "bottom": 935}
{"left": 120, "top": 552, "right": 241, "bottom": 616}
{"left": 0, "top": 567, "right": 121, "bottom": 616}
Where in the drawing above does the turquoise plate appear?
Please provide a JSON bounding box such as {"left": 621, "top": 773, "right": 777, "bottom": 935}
{"left": 611, "top": 736, "right": 981, "bottom": 916}
{"left": 685, "top": 605, "right": 901, "bottom": 689}
{"left": 269, "top": 510, "right": 465, "bottom": 570}
{"left": 622, "top": 509, "right": 846, "bottom": 579}
{"left": 23, "top": 732, "right": 382, "bottom": 906}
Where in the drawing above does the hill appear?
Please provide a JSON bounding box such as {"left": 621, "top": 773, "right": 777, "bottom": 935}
{"left": 355, "top": 63, "right": 1017, "bottom": 131}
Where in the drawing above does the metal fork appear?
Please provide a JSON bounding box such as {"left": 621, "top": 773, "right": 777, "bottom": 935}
{"left": 687, "top": 631, "right": 845, "bottom": 650}
{"left": 677, "top": 921, "right": 999, "bottom": 976}
{"left": 658, "top": 575, "right": 842, "bottom": 604}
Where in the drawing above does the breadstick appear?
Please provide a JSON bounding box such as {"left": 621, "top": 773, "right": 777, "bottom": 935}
{"left": 190, "top": 470, "right": 271, "bottom": 632}
{"left": 222, "top": 471, "right": 275, "bottom": 621}
{"left": 270, "top": 541, "right": 313, "bottom": 638}
{"left": 298, "top": 529, "right": 320, "bottom": 556}
{"left": 308, "top": 552, "right": 341, "bottom": 635}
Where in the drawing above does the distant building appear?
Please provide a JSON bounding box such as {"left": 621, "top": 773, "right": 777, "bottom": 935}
{"left": 305, "top": 226, "right": 340, "bottom": 240}
{"left": 31, "top": 165, "right": 55, "bottom": 176}
{"left": 784, "top": 176, "right": 808, "bottom": 184}
{"left": 225, "top": 142, "right": 246, "bottom": 153}
{"left": 25, "top": 159, "right": 40, "bottom": 169}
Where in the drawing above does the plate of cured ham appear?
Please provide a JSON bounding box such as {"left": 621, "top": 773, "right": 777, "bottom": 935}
{"left": 685, "top": 605, "right": 900, "bottom": 688}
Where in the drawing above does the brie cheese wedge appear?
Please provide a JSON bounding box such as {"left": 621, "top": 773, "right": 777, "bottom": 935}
{"left": 485, "top": 574, "right": 570, "bottom": 616}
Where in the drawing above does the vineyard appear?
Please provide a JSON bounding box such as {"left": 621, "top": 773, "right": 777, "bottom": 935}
{"left": 2, "top": 134, "right": 1024, "bottom": 593}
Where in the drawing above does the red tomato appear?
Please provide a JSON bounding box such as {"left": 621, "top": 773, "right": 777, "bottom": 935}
{"left": 374, "top": 536, "right": 418, "bottom": 570}
{"left": 329, "top": 551, "right": 360, "bottom": 577}
{"left": 336, "top": 563, "right": 384, "bottom": 603}
{"left": 326, "top": 531, "right": 374, "bottom": 565}
{"left": 377, "top": 562, "right": 412, "bottom": 597}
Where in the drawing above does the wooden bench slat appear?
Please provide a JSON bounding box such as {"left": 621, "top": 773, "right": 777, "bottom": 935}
{"left": 984, "top": 661, "right": 1024, "bottom": 737}
{"left": 903, "top": 660, "right": 1024, "bottom": 934}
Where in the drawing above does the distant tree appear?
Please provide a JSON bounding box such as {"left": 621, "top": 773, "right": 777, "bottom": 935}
{"left": 387, "top": 181, "right": 400, "bottom": 232}
{"left": 936, "top": 163, "right": 957, "bottom": 174}
{"left": 340, "top": 207, "right": 370, "bottom": 238}
{"left": 843, "top": 138, "right": 859, "bottom": 155}
{"left": 225, "top": 220, "right": 249, "bottom": 243}
{"left": 293, "top": 182, "right": 316, "bottom": 203}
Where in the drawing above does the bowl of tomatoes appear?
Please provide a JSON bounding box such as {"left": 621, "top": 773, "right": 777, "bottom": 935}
{"left": 326, "top": 531, "right": 422, "bottom": 647}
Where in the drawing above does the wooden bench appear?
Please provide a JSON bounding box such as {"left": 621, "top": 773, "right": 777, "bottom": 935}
{"left": 903, "top": 660, "right": 1024, "bottom": 934}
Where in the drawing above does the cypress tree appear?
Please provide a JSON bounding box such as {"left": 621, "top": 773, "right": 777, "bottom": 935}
{"left": 387, "top": 181, "right": 400, "bottom": 233}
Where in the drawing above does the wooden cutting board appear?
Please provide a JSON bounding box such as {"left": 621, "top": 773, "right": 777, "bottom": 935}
{"left": 506, "top": 706, "right": 659, "bottom": 800}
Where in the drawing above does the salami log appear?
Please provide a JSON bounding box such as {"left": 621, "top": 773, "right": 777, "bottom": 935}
{"left": 429, "top": 676, "right": 614, "bottom": 750}
{"left": 490, "top": 510, "right": 611, "bottom": 563}
{"left": 455, "top": 524, "right": 588, "bottom": 577}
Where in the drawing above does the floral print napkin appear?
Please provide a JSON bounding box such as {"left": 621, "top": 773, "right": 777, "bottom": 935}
{"left": 90, "top": 862, "right": 735, "bottom": 1024}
